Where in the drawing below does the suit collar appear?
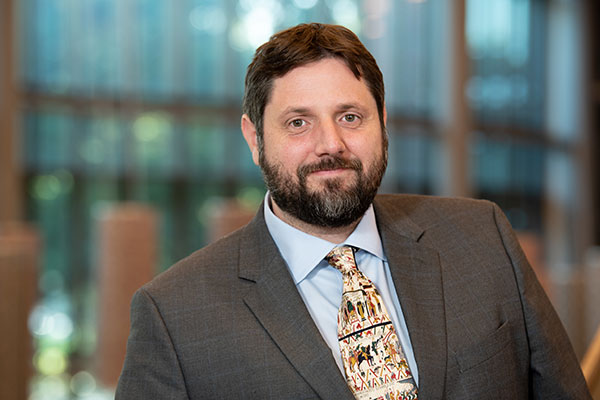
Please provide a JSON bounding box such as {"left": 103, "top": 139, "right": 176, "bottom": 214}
{"left": 239, "top": 198, "right": 448, "bottom": 398}
{"left": 238, "top": 205, "right": 355, "bottom": 399}
{"left": 372, "top": 196, "right": 425, "bottom": 241}
{"left": 373, "top": 197, "right": 448, "bottom": 399}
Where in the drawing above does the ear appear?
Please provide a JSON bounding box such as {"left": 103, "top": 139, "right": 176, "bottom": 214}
{"left": 241, "top": 114, "right": 260, "bottom": 166}
{"left": 383, "top": 102, "right": 387, "bottom": 127}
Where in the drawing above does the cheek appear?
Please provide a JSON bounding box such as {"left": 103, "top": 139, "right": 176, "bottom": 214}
{"left": 263, "top": 141, "right": 304, "bottom": 172}
{"left": 348, "top": 136, "right": 384, "bottom": 161}
{"left": 274, "top": 139, "right": 314, "bottom": 165}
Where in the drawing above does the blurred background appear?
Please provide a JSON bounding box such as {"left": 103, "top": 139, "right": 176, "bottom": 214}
{"left": 0, "top": 0, "right": 599, "bottom": 398}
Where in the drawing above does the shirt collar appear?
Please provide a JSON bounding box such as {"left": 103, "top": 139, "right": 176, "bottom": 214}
{"left": 263, "top": 193, "right": 385, "bottom": 285}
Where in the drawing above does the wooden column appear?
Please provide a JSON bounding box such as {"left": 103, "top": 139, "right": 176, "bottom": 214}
{"left": 95, "top": 203, "right": 157, "bottom": 388}
{"left": 0, "top": 0, "right": 22, "bottom": 223}
{"left": 0, "top": 224, "right": 41, "bottom": 400}
{"left": 206, "top": 198, "right": 256, "bottom": 243}
{"left": 437, "top": 0, "right": 472, "bottom": 198}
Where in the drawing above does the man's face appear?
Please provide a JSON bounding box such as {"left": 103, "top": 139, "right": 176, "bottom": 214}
{"left": 243, "top": 57, "right": 387, "bottom": 228}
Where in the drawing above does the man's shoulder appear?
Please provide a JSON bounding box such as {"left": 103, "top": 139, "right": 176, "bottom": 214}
{"left": 374, "top": 193, "right": 495, "bottom": 218}
{"left": 373, "top": 193, "right": 501, "bottom": 238}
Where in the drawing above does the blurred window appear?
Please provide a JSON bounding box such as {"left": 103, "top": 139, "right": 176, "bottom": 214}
{"left": 16, "top": 0, "right": 584, "bottom": 395}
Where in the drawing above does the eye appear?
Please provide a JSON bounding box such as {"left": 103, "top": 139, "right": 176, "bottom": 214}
{"left": 289, "top": 119, "right": 306, "bottom": 128}
{"left": 342, "top": 114, "right": 359, "bottom": 123}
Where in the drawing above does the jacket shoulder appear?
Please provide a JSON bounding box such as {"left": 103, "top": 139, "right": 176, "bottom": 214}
{"left": 374, "top": 193, "right": 498, "bottom": 229}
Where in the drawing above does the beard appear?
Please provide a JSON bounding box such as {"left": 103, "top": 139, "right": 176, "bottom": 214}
{"left": 259, "top": 145, "right": 387, "bottom": 229}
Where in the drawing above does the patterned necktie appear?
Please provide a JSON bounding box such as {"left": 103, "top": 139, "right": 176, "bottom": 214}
{"left": 326, "top": 246, "right": 418, "bottom": 400}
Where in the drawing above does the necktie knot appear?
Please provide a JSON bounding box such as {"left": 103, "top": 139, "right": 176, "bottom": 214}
{"left": 325, "top": 246, "right": 357, "bottom": 275}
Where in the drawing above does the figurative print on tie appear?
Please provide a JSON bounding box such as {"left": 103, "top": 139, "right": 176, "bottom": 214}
{"left": 326, "top": 246, "right": 418, "bottom": 400}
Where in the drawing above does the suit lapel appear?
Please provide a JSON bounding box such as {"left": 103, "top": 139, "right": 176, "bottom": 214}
{"left": 238, "top": 209, "right": 354, "bottom": 400}
{"left": 374, "top": 198, "right": 448, "bottom": 400}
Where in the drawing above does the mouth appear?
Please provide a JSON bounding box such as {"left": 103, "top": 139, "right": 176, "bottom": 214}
{"left": 299, "top": 157, "right": 362, "bottom": 180}
{"left": 309, "top": 167, "right": 353, "bottom": 177}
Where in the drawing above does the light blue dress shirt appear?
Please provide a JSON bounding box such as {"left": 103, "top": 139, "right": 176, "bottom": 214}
{"left": 263, "top": 195, "right": 419, "bottom": 385}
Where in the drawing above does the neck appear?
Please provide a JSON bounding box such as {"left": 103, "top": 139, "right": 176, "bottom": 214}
{"left": 270, "top": 199, "right": 360, "bottom": 244}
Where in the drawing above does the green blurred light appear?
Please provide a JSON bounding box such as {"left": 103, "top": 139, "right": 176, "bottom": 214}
{"left": 133, "top": 112, "right": 172, "bottom": 142}
{"left": 31, "top": 175, "right": 61, "bottom": 201}
{"left": 30, "top": 170, "right": 74, "bottom": 200}
{"left": 35, "top": 347, "right": 69, "bottom": 375}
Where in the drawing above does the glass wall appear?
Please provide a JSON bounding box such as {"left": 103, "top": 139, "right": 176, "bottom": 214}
{"left": 14, "top": 0, "right": 588, "bottom": 398}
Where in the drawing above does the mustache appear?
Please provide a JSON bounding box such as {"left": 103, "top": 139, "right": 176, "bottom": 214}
{"left": 298, "top": 156, "right": 362, "bottom": 179}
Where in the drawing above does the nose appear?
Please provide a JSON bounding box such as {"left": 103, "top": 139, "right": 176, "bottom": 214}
{"left": 314, "top": 119, "right": 346, "bottom": 156}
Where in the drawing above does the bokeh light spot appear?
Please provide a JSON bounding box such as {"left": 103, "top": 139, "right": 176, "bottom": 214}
{"left": 31, "top": 175, "right": 61, "bottom": 201}
{"left": 70, "top": 370, "right": 97, "bottom": 396}
{"left": 133, "top": 112, "right": 172, "bottom": 142}
{"left": 331, "top": 0, "right": 360, "bottom": 32}
{"left": 189, "top": 5, "right": 227, "bottom": 35}
{"left": 29, "top": 375, "right": 70, "bottom": 400}
{"left": 35, "top": 348, "right": 69, "bottom": 376}
{"left": 293, "top": 0, "right": 318, "bottom": 9}
{"left": 29, "top": 307, "right": 73, "bottom": 340}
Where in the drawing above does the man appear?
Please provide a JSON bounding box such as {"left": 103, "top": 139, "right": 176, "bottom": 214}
{"left": 116, "top": 23, "right": 591, "bottom": 399}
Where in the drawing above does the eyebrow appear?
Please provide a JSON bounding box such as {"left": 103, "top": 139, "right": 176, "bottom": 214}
{"left": 280, "top": 103, "right": 364, "bottom": 116}
{"left": 337, "top": 103, "right": 363, "bottom": 111}
{"left": 281, "top": 107, "right": 311, "bottom": 116}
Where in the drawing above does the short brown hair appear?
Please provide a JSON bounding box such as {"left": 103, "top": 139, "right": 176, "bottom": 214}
{"left": 242, "top": 23, "right": 385, "bottom": 147}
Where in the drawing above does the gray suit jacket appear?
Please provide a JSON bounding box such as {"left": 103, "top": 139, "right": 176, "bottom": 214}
{"left": 116, "top": 194, "right": 591, "bottom": 399}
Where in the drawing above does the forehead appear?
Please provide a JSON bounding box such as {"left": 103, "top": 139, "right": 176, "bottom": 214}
{"left": 266, "top": 58, "right": 375, "bottom": 111}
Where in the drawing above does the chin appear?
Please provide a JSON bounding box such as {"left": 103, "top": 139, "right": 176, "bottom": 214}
{"left": 308, "top": 177, "right": 355, "bottom": 192}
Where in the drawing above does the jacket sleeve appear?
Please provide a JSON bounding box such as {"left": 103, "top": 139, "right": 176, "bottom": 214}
{"left": 115, "top": 288, "right": 189, "bottom": 400}
{"left": 492, "top": 203, "right": 592, "bottom": 399}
